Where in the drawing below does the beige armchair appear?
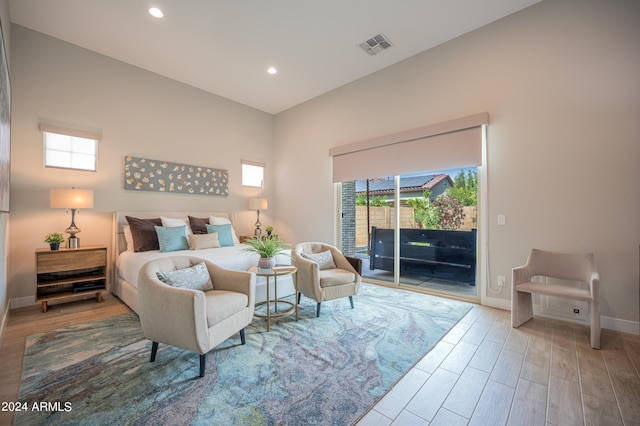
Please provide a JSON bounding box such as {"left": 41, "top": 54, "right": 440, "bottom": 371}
{"left": 138, "top": 256, "right": 256, "bottom": 377}
{"left": 512, "top": 249, "right": 600, "bottom": 349}
{"left": 292, "top": 242, "right": 362, "bottom": 317}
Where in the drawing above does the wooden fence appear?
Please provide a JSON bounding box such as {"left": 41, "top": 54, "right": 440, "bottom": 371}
{"left": 355, "top": 205, "right": 477, "bottom": 248}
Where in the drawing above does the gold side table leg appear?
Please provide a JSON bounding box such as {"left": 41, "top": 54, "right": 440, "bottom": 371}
{"left": 294, "top": 272, "right": 298, "bottom": 321}
{"left": 266, "top": 276, "right": 270, "bottom": 332}
{"left": 274, "top": 275, "right": 278, "bottom": 313}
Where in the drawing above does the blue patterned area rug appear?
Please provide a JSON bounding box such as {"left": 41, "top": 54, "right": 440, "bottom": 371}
{"left": 17, "top": 284, "right": 471, "bottom": 426}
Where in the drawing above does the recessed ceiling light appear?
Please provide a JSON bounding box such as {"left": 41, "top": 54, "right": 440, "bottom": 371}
{"left": 267, "top": 67, "right": 278, "bottom": 75}
{"left": 149, "top": 7, "right": 164, "bottom": 18}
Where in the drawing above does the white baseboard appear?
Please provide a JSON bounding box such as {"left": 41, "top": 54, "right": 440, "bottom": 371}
{"left": 482, "top": 295, "right": 511, "bottom": 311}
{"left": 10, "top": 295, "right": 37, "bottom": 309}
{"left": 602, "top": 316, "right": 640, "bottom": 336}
{"left": 481, "top": 296, "right": 639, "bottom": 336}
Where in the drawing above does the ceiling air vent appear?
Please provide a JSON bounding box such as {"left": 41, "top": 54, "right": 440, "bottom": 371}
{"left": 359, "top": 33, "right": 393, "bottom": 56}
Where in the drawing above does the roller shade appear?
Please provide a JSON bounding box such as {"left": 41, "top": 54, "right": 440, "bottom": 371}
{"left": 39, "top": 123, "right": 102, "bottom": 141}
{"left": 330, "top": 113, "right": 488, "bottom": 183}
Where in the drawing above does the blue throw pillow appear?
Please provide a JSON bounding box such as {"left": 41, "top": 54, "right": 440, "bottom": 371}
{"left": 154, "top": 225, "right": 189, "bottom": 252}
{"left": 206, "top": 224, "right": 234, "bottom": 247}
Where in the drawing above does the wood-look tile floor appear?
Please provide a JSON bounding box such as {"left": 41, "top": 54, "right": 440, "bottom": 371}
{"left": 357, "top": 304, "right": 640, "bottom": 426}
{"left": 1, "top": 292, "right": 639, "bottom": 426}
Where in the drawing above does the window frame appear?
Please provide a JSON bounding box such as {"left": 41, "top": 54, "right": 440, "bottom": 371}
{"left": 241, "top": 160, "right": 265, "bottom": 188}
{"left": 40, "top": 124, "right": 101, "bottom": 172}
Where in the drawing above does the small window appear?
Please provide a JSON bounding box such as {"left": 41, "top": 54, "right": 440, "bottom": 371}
{"left": 44, "top": 131, "right": 98, "bottom": 171}
{"left": 242, "top": 160, "right": 264, "bottom": 188}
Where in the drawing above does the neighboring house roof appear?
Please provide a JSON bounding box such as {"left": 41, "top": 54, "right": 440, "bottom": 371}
{"left": 355, "top": 174, "right": 452, "bottom": 195}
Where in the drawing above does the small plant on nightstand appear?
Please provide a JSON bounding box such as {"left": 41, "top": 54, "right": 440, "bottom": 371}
{"left": 44, "top": 232, "right": 65, "bottom": 250}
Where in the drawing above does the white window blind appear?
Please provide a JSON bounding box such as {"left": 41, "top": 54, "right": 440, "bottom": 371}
{"left": 242, "top": 160, "right": 265, "bottom": 188}
{"left": 329, "top": 113, "right": 488, "bottom": 183}
{"left": 40, "top": 124, "right": 101, "bottom": 172}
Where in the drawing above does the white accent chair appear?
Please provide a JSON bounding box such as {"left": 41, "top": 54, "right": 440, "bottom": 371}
{"left": 511, "top": 249, "right": 600, "bottom": 349}
{"left": 292, "top": 242, "right": 362, "bottom": 317}
{"left": 138, "top": 256, "right": 256, "bottom": 377}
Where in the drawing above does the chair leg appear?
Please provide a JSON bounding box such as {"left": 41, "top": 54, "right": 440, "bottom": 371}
{"left": 349, "top": 295, "right": 354, "bottom": 309}
{"left": 511, "top": 290, "right": 534, "bottom": 328}
{"left": 199, "top": 353, "right": 207, "bottom": 378}
{"left": 591, "top": 300, "right": 601, "bottom": 349}
{"left": 298, "top": 292, "right": 302, "bottom": 304}
{"left": 150, "top": 341, "right": 159, "bottom": 362}
{"left": 240, "top": 328, "right": 246, "bottom": 345}
{"left": 316, "top": 302, "right": 321, "bottom": 317}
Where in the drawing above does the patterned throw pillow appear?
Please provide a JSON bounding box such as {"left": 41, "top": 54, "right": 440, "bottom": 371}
{"left": 302, "top": 250, "right": 337, "bottom": 270}
{"left": 156, "top": 262, "right": 214, "bottom": 291}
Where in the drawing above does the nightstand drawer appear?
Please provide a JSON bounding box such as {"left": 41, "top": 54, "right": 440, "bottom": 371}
{"left": 36, "top": 249, "right": 106, "bottom": 273}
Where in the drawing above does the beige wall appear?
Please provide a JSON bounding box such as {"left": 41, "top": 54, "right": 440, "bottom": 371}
{"left": 273, "top": 0, "right": 640, "bottom": 327}
{"left": 8, "top": 25, "right": 275, "bottom": 303}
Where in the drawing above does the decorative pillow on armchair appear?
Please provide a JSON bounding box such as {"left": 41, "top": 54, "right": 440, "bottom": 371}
{"left": 302, "top": 250, "right": 337, "bottom": 270}
{"left": 156, "top": 261, "right": 214, "bottom": 291}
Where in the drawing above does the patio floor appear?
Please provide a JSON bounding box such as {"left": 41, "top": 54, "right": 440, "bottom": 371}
{"left": 356, "top": 253, "right": 478, "bottom": 299}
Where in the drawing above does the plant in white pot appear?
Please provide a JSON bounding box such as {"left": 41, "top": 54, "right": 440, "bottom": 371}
{"left": 242, "top": 236, "right": 289, "bottom": 269}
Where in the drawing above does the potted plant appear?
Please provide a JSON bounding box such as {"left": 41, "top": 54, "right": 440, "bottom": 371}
{"left": 44, "top": 232, "right": 65, "bottom": 250}
{"left": 265, "top": 225, "right": 274, "bottom": 237}
{"left": 242, "top": 236, "right": 288, "bottom": 269}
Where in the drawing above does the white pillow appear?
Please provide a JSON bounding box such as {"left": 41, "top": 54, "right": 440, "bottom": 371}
{"left": 156, "top": 262, "right": 213, "bottom": 291}
{"left": 123, "top": 225, "right": 134, "bottom": 252}
{"left": 161, "top": 216, "right": 193, "bottom": 235}
{"left": 302, "top": 250, "right": 337, "bottom": 270}
{"left": 209, "top": 215, "right": 240, "bottom": 244}
{"left": 188, "top": 232, "right": 221, "bottom": 250}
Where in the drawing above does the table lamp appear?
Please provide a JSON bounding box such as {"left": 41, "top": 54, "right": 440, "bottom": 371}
{"left": 50, "top": 188, "right": 94, "bottom": 248}
{"left": 249, "top": 197, "right": 268, "bottom": 236}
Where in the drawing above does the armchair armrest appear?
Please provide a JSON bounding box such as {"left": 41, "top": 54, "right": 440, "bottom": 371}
{"left": 345, "top": 256, "right": 362, "bottom": 275}
{"left": 589, "top": 271, "right": 600, "bottom": 300}
{"left": 512, "top": 265, "right": 532, "bottom": 286}
{"left": 291, "top": 250, "right": 320, "bottom": 297}
{"left": 138, "top": 276, "right": 209, "bottom": 354}
{"left": 205, "top": 262, "right": 256, "bottom": 307}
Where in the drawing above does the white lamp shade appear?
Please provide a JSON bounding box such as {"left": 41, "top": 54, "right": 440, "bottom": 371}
{"left": 50, "top": 188, "right": 94, "bottom": 209}
{"left": 249, "top": 197, "right": 268, "bottom": 210}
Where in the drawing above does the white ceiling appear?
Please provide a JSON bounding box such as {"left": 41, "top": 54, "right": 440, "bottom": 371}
{"left": 9, "top": 0, "right": 541, "bottom": 114}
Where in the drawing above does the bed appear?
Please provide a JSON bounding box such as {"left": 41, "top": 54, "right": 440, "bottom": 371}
{"left": 112, "top": 211, "right": 294, "bottom": 313}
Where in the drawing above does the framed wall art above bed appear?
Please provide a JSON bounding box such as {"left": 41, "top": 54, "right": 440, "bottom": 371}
{"left": 124, "top": 156, "right": 228, "bottom": 197}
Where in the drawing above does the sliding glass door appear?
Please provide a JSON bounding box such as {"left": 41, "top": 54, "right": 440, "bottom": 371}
{"left": 341, "top": 168, "right": 479, "bottom": 300}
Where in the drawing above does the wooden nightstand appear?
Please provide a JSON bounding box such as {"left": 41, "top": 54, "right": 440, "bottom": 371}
{"left": 35, "top": 245, "right": 107, "bottom": 313}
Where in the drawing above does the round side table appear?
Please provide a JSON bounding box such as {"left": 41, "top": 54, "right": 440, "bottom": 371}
{"left": 248, "top": 265, "right": 298, "bottom": 331}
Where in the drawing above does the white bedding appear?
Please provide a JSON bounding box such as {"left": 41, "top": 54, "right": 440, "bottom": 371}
{"left": 117, "top": 244, "right": 291, "bottom": 287}
{"left": 111, "top": 211, "right": 295, "bottom": 314}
